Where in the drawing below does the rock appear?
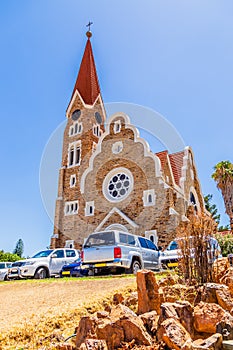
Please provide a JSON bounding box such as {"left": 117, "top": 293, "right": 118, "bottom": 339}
{"left": 197, "top": 283, "right": 230, "bottom": 304}
{"left": 123, "top": 292, "right": 138, "bottom": 307}
{"left": 191, "top": 333, "right": 222, "bottom": 350}
{"left": 220, "top": 267, "right": 233, "bottom": 284}
{"left": 137, "top": 269, "right": 161, "bottom": 315}
{"left": 113, "top": 293, "right": 124, "bottom": 305}
{"left": 194, "top": 302, "right": 226, "bottom": 333}
{"left": 216, "top": 313, "right": 233, "bottom": 340}
{"left": 212, "top": 258, "right": 230, "bottom": 283}
{"left": 174, "top": 301, "right": 194, "bottom": 336}
{"left": 55, "top": 344, "right": 75, "bottom": 350}
{"left": 96, "top": 311, "right": 109, "bottom": 319}
{"left": 79, "top": 339, "right": 108, "bottom": 350}
{"left": 162, "top": 284, "right": 196, "bottom": 304}
{"left": 116, "top": 317, "right": 152, "bottom": 345}
{"left": 110, "top": 303, "right": 137, "bottom": 321}
{"left": 96, "top": 322, "right": 125, "bottom": 350}
{"left": 75, "top": 316, "right": 97, "bottom": 348}
{"left": 157, "top": 317, "right": 192, "bottom": 350}
{"left": 216, "top": 288, "right": 233, "bottom": 313}
{"left": 159, "top": 302, "right": 179, "bottom": 325}
{"left": 139, "top": 310, "right": 159, "bottom": 335}
{"left": 159, "top": 301, "right": 194, "bottom": 336}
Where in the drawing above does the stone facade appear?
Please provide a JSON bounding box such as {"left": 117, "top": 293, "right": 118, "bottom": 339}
{"left": 50, "top": 34, "right": 205, "bottom": 250}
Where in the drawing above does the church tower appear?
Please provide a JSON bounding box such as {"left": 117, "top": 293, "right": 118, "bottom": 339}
{"left": 51, "top": 30, "right": 106, "bottom": 249}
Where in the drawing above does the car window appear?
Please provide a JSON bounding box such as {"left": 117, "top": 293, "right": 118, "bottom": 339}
{"left": 6, "top": 263, "right": 12, "bottom": 268}
{"left": 84, "top": 231, "right": 115, "bottom": 247}
{"left": 168, "top": 241, "right": 179, "bottom": 250}
{"left": 138, "top": 237, "right": 148, "bottom": 249}
{"left": 0, "top": 263, "right": 6, "bottom": 269}
{"left": 146, "top": 239, "right": 157, "bottom": 250}
{"left": 32, "top": 250, "right": 53, "bottom": 258}
{"left": 119, "top": 233, "right": 136, "bottom": 245}
{"left": 66, "top": 250, "right": 76, "bottom": 258}
{"left": 53, "top": 250, "right": 64, "bottom": 258}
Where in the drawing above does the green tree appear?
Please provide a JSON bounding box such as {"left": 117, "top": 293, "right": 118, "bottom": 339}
{"left": 212, "top": 161, "right": 233, "bottom": 233}
{"left": 0, "top": 250, "right": 22, "bottom": 262}
{"left": 204, "top": 194, "right": 220, "bottom": 225}
{"left": 13, "top": 238, "right": 24, "bottom": 257}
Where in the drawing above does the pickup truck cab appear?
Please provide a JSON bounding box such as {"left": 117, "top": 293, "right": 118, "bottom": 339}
{"left": 81, "top": 230, "right": 160, "bottom": 275}
{"left": 8, "top": 248, "right": 79, "bottom": 279}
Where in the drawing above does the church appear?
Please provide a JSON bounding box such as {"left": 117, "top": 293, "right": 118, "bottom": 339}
{"left": 50, "top": 30, "right": 205, "bottom": 250}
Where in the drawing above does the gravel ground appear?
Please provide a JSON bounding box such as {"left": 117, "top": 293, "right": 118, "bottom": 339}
{"left": 0, "top": 276, "right": 136, "bottom": 334}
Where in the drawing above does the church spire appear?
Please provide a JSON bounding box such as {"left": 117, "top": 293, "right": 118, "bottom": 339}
{"left": 70, "top": 29, "right": 101, "bottom": 106}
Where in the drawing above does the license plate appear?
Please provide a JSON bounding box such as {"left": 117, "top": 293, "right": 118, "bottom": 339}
{"left": 62, "top": 271, "right": 70, "bottom": 275}
{"left": 167, "top": 262, "right": 178, "bottom": 267}
{"left": 94, "top": 263, "right": 106, "bottom": 267}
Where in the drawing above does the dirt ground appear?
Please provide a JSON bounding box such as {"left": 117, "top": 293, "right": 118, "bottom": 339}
{"left": 0, "top": 276, "right": 136, "bottom": 348}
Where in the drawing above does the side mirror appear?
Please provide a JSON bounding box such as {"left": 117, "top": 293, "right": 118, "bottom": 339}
{"left": 51, "top": 254, "right": 57, "bottom": 258}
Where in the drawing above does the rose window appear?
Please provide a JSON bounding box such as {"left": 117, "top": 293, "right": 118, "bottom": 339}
{"left": 103, "top": 168, "right": 133, "bottom": 202}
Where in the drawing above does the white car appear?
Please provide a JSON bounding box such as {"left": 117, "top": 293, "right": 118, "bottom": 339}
{"left": 0, "top": 262, "right": 12, "bottom": 281}
{"left": 159, "top": 236, "right": 222, "bottom": 268}
{"left": 8, "top": 248, "right": 79, "bottom": 279}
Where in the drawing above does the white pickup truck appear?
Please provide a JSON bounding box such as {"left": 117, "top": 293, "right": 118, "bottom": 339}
{"left": 81, "top": 230, "right": 160, "bottom": 275}
{"left": 8, "top": 248, "right": 79, "bottom": 279}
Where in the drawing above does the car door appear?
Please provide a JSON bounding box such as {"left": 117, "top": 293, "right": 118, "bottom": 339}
{"left": 50, "top": 249, "right": 66, "bottom": 274}
{"left": 145, "top": 239, "right": 160, "bottom": 269}
{"left": 138, "top": 237, "right": 152, "bottom": 269}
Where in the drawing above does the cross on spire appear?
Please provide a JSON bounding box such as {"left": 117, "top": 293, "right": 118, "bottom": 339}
{"left": 86, "top": 21, "right": 93, "bottom": 32}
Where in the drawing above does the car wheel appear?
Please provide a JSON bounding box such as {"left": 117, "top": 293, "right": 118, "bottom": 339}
{"left": 4, "top": 274, "right": 9, "bottom": 281}
{"left": 34, "top": 267, "right": 47, "bottom": 279}
{"left": 130, "top": 260, "right": 141, "bottom": 274}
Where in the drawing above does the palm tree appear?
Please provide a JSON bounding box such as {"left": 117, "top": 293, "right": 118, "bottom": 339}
{"left": 212, "top": 161, "right": 233, "bottom": 233}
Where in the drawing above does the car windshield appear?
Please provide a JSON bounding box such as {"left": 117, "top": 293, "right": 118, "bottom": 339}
{"left": 32, "top": 250, "right": 53, "bottom": 258}
{"left": 11, "top": 261, "right": 24, "bottom": 267}
{"left": 84, "top": 231, "right": 115, "bottom": 247}
{"left": 0, "top": 263, "right": 6, "bottom": 269}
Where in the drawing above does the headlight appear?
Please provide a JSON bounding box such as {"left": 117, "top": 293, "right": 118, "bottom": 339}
{"left": 23, "top": 261, "right": 35, "bottom": 266}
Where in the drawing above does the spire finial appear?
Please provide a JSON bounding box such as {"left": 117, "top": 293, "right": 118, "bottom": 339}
{"left": 86, "top": 21, "right": 93, "bottom": 38}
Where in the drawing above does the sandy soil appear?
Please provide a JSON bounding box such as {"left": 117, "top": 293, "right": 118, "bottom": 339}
{"left": 0, "top": 277, "right": 136, "bottom": 334}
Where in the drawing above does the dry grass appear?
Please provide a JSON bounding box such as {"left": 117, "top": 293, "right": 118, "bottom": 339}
{"left": 0, "top": 276, "right": 136, "bottom": 349}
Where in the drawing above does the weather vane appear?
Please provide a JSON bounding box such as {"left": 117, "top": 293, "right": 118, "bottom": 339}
{"left": 86, "top": 21, "right": 93, "bottom": 32}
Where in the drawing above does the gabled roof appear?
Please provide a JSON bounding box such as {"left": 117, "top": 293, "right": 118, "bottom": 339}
{"left": 168, "top": 151, "right": 185, "bottom": 186}
{"left": 70, "top": 36, "right": 101, "bottom": 106}
{"left": 156, "top": 150, "right": 168, "bottom": 170}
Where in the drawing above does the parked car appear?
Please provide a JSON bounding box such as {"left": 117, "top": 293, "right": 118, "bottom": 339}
{"left": 159, "top": 236, "right": 222, "bottom": 268}
{"left": 60, "top": 258, "right": 89, "bottom": 277}
{"left": 0, "top": 262, "right": 12, "bottom": 281}
{"left": 81, "top": 230, "right": 160, "bottom": 275}
{"left": 8, "top": 248, "right": 79, "bottom": 279}
{"left": 8, "top": 260, "right": 26, "bottom": 279}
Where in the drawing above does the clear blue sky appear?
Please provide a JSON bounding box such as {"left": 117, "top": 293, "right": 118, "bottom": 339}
{"left": 0, "top": 1, "right": 232, "bottom": 257}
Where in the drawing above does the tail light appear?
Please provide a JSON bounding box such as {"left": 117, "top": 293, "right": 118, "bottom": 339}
{"left": 114, "top": 247, "right": 121, "bottom": 258}
{"left": 80, "top": 250, "right": 84, "bottom": 261}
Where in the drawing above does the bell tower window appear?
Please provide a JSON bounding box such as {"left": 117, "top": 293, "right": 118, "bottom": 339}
{"left": 68, "top": 141, "right": 81, "bottom": 167}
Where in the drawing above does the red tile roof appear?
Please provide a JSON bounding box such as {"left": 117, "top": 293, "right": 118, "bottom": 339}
{"left": 70, "top": 38, "right": 100, "bottom": 105}
{"left": 156, "top": 151, "right": 168, "bottom": 170}
{"left": 168, "top": 151, "right": 185, "bottom": 186}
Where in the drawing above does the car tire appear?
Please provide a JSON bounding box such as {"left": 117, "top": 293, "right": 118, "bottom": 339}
{"left": 129, "top": 260, "right": 141, "bottom": 275}
{"left": 34, "top": 267, "right": 47, "bottom": 279}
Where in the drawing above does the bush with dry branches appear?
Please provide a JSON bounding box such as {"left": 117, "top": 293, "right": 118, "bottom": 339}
{"left": 176, "top": 212, "right": 221, "bottom": 285}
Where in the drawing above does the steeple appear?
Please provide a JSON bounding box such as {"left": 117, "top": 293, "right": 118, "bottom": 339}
{"left": 69, "top": 31, "right": 101, "bottom": 106}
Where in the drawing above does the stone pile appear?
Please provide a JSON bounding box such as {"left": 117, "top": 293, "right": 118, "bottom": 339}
{"left": 57, "top": 257, "right": 233, "bottom": 350}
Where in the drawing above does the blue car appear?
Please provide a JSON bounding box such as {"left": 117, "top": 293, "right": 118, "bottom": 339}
{"left": 60, "top": 258, "right": 88, "bottom": 277}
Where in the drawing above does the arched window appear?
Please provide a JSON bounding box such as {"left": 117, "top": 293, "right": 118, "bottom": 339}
{"left": 190, "top": 192, "right": 198, "bottom": 213}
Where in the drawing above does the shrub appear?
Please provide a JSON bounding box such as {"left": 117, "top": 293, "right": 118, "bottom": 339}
{"left": 0, "top": 250, "right": 23, "bottom": 262}
{"left": 214, "top": 233, "right": 233, "bottom": 257}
